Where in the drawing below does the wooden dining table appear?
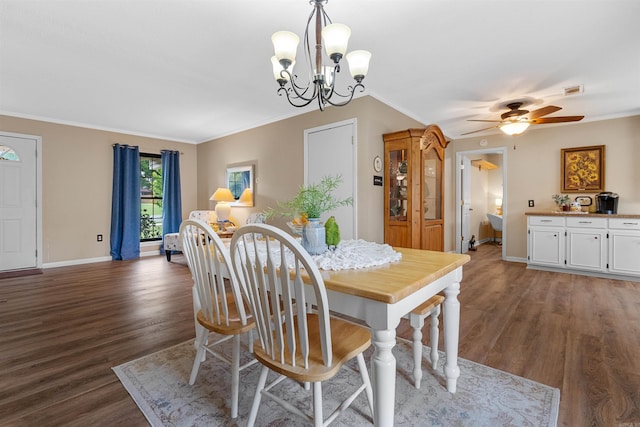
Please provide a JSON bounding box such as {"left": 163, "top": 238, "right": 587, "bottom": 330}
{"left": 217, "top": 235, "right": 470, "bottom": 426}
{"left": 314, "top": 247, "right": 470, "bottom": 427}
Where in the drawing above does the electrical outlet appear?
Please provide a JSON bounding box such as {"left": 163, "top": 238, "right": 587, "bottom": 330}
{"left": 528, "top": 200, "right": 534, "bottom": 207}
{"left": 97, "top": 234, "right": 103, "bottom": 242}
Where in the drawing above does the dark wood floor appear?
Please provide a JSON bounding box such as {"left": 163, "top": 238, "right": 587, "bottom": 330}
{"left": 1, "top": 244, "right": 639, "bottom": 426}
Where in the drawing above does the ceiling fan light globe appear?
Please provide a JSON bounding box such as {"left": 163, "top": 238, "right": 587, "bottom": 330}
{"left": 500, "top": 122, "right": 530, "bottom": 136}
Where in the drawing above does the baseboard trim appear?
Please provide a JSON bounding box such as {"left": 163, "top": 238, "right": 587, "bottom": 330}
{"left": 526, "top": 264, "right": 640, "bottom": 282}
{"left": 43, "top": 250, "right": 160, "bottom": 269}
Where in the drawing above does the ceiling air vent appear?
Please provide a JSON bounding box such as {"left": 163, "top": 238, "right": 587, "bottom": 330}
{"left": 563, "top": 85, "right": 584, "bottom": 96}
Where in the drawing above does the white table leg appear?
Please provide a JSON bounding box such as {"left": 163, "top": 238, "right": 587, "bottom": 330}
{"left": 443, "top": 280, "right": 461, "bottom": 393}
{"left": 371, "top": 328, "right": 396, "bottom": 426}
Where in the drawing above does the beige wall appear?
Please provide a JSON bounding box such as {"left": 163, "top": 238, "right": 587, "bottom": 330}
{"left": 196, "top": 96, "right": 424, "bottom": 243}
{"left": 5, "top": 106, "right": 636, "bottom": 266}
{"left": 449, "top": 115, "right": 640, "bottom": 260}
{"left": 0, "top": 115, "right": 198, "bottom": 264}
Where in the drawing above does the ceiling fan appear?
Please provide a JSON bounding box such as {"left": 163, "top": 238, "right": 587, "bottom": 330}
{"left": 462, "top": 102, "right": 584, "bottom": 136}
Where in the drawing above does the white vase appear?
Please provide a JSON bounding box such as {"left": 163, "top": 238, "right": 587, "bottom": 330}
{"left": 301, "top": 218, "right": 327, "bottom": 255}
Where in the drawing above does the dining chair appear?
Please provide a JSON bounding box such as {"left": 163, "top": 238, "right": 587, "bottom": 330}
{"left": 179, "top": 218, "right": 257, "bottom": 419}
{"left": 408, "top": 294, "right": 444, "bottom": 389}
{"left": 230, "top": 224, "right": 374, "bottom": 427}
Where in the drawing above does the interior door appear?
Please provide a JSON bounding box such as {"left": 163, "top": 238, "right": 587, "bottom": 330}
{"left": 304, "top": 120, "right": 356, "bottom": 239}
{"left": 0, "top": 134, "right": 38, "bottom": 271}
{"left": 460, "top": 157, "right": 471, "bottom": 253}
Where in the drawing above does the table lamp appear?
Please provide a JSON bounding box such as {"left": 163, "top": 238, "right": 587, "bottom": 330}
{"left": 238, "top": 187, "right": 253, "bottom": 205}
{"left": 210, "top": 187, "right": 235, "bottom": 221}
{"left": 495, "top": 198, "right": 503, "bottom": 215}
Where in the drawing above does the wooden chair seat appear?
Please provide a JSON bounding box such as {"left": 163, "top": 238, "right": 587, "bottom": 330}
{"left": 196, "top": 297, "right": 255, "bottom": 336}
{"left": 253, "top": 314, "right": 371, "bottom": 383}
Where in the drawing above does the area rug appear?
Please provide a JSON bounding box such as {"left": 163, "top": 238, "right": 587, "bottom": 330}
{"left": 113, "top": 338, "right": 559, "bottom": 427}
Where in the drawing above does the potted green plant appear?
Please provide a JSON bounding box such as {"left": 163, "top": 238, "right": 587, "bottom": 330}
{"left": 552, "top": 194, "right": 571, "bottom": 211}
{"left": 265, "top": 175, "right": 352, "bottom": 254}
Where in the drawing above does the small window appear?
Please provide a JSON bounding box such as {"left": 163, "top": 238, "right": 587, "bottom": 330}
{"left": 0, "top": 145, "right": 19, "bottom": 161}
{"left": 140, "top": 153, "right": 163, "bottom": 241}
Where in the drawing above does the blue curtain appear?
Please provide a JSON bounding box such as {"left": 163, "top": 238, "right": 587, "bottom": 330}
{"left": 110, "top": 144, "right": 141, "bottom": 260}
{"left": 161, "top": 150, "right": 182, "bottom": 253}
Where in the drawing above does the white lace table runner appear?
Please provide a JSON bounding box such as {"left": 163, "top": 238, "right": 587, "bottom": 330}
{"left": 312, "top": 239, "right": 401, "bottom": 270}
{"left": 239, "top": 239, "right": 401, "bottom": 271}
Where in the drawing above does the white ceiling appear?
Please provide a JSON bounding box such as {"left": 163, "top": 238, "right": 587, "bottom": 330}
{"left": 1, "top": 0, "right": 639, "bottom": 144}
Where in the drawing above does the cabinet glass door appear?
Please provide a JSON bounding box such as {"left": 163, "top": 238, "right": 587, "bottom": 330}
{"left": 389, "top": 148, "right": 408, "bottom": 221}
{"left": 423, "top": 149, "right": 441, "bottom": 220}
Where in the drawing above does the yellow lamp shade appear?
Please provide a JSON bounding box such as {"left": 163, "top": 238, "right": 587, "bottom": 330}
{"left": 210, "top": 187, "right": 235, "bottom": 202}
{"left": 238, "top": 188, "right": 253, "bottom": 204}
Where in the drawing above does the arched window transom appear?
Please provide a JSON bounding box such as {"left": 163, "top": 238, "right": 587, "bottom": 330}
{"left": 0, "top": 145, "right": 20, "bottom": 161}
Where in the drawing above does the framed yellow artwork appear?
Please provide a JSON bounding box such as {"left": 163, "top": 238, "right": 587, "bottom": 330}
{"left": 561, "top": 145, "right": 605, "bottom": 192}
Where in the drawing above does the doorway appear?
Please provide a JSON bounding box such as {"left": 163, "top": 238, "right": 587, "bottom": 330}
{"left": 455, "top": 147, "right": 507, "bottom": 259}
{"left": 0, "top": 131, "right": 42, "bottom": 271}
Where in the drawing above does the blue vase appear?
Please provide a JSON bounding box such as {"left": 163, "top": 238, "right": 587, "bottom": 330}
{"left": 301, "top": 218, "right": 327, "bottom": 255}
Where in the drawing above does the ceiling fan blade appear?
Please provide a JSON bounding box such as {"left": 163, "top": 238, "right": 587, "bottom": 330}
{"left": 527, "top": 105, "right": 562, "bottom": 119}
{"left": 532, "top": 115, "right": 584, "bottom": 124}
{"left": 467, "top": 119, "right": 501, "bottom": 123}
{"left": 460, "top": 125, "right": 499, "bottom": 135}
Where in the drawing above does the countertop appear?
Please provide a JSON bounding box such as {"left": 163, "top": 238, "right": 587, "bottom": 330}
{"left": 525, "top": 211, "right": 640, "bottom": 219}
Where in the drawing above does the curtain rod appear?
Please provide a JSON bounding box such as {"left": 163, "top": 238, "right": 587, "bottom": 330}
{"left": 111, "top": 144, "right": 183, "bottom": 154}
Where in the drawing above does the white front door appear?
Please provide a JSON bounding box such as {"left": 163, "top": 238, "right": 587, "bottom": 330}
{"left": 0, "top": 133, "right": 38, "bottom": 271}
{"left": 304, "top": 119, "right": 357, "bottom": 239}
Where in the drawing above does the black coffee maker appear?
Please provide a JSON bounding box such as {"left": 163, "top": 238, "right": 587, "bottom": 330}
{"left": 595, "top": 192, "right": 619, "bottom": 214}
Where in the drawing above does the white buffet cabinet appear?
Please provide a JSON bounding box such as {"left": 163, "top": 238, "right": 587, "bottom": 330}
{"left": 527, "top": 213, "right": 640, "bottom": 280}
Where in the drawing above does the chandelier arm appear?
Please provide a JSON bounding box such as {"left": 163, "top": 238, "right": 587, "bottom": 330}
{"left": 321, "top": 83, "right": 365, "bottom": 107}
{"left": 278, "top": 67, "right": 319, "bottom": 101}
{"left": 303, "top": 6, "right": 316, "bottom": 86}
{"left": 278, "top": 87, "right": 318, "bottom": 108}
{"left": 289, "top": 75, "right": 319, "bottom": 101}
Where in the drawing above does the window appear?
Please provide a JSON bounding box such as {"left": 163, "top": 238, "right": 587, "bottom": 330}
{"left": 0, "top": 145, "right": 20, "bottom": 161}
{"left": 140, "top": 153, "right": 163, "bottom": 241}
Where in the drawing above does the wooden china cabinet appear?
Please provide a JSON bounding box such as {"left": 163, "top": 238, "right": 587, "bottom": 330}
{"left": 383, "top": 125, "right": 450, "bottom": 251}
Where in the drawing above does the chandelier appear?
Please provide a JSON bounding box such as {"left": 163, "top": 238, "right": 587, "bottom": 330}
{"left": 270, "top": 0, "right": 371, "bottom": 111}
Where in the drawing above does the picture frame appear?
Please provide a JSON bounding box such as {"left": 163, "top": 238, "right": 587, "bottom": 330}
{"left": 226, "top": 164, "right": 254, "bottom": 206}
{"left": 560, "top": 145, "right": 605, "bottom": 193}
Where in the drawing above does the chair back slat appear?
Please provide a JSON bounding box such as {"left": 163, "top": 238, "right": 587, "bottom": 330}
{"left": 231, "top": 224, "right": 332, "bottom": 368}
{"left": 180, "top": 219, "right": 248, "bottom": 327}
